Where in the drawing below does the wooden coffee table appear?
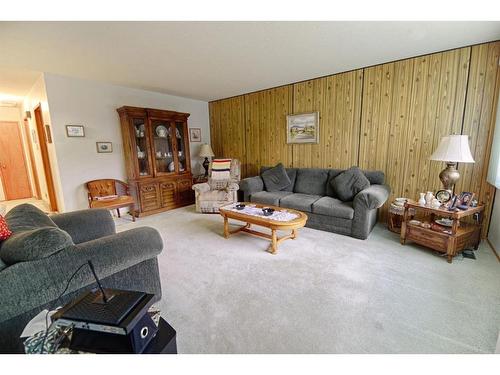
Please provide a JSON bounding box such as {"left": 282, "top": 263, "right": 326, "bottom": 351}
{"left": 219, "top": 202, "right": 308, "bottom": 254}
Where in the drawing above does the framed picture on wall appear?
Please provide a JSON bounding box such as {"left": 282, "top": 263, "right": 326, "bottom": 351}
{"left": 66, "top": 125, "right": 85, "bottom": 137}
{"left": 96, "top": 142, "right": 113, "bottom": 153}
{"left": 286, "top": 112, "right": 320, "bottom": 144}
{"left": 189, "top": 128, "right": 202, "bottom": 142}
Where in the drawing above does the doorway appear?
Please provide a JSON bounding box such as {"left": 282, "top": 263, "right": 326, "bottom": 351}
{"left": 0, "top": 121, "right": 32, "bottom": 200}
{"left": 33, "top": 104, "right": 58, "bottom": 212}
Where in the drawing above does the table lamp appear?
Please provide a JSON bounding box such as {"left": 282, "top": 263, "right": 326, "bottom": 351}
{"left": 430, "top": 134, "right": 475, "bottom": 192}
{"left": 199, "top": 143, "right": 215, "bottom": 177}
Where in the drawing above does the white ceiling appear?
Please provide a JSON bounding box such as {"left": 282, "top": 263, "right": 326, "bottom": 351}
{"left": 0, "top": 22, "right": 499, "bottom": 101}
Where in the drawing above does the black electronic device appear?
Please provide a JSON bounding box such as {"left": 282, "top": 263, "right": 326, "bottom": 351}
{"left": 51, "top": 261, "right": 158, "bottom": 353}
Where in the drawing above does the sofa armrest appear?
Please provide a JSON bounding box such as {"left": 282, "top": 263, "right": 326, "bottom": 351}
{"left": 239, "top": 176, "right": 264, "bottom": 201}
{"left": 192, "top": 182, "right": 211, "bottom": 193}
{"left": 0, "top": 227, "right": 163, "bottom": 323}
{"left": 353, "top": 184, "right": 391, "bottom": 210}
{"left": 50, "top": 209, "right": 116, "bottom": 244}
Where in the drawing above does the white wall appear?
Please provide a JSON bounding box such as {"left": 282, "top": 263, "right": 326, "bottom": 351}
{"left": 489, "top": 189, "right": 500, "bottom": 252}
{"left": 43, "top": 73, "right": 210, "bottom": 212}
{"left": 22, "top": 75, "right": 65, "bottom": 210}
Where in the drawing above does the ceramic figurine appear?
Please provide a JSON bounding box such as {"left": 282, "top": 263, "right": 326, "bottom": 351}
{"left": 431, "top": 198, "right": 441, "bottom": 209}
{"left": 425, "top": 191, "right": 434, "bottom": 205}
{"left": 418, "top": 193, "right": 426, "bottom": 206}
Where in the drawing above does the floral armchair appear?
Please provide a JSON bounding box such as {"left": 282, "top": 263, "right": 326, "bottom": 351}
{"left": 192, "top": 159, "right": 241, "bottom": 213}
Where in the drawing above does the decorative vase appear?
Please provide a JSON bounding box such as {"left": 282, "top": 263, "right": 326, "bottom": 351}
{"left": 418, "top": 193, "right": 426, "bottom": 206}
{"left": 425, "top": 191, "right": 434, "bottom": 206}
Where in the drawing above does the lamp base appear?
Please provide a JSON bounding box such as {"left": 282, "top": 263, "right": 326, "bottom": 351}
{"left": 439, "top": 162, "right": 460, "bottom": 192}
{"left": 202, "top": 157, "right": 210, "bottom": 177}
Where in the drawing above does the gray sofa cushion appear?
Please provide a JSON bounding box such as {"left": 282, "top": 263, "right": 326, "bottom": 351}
{"left": 294, "top": 168, "right": 329, "bottom": 196}
{"left": 0, "top": 258, "right": 6, "bottom": 271}
{"left": 280, "top": 193, "right": 322, "bottom": 213}
{"left": 261, "top": 163, "right": 291, "bottom": 192}
{"left": 331, "top": 167, "right": 370, "bottom": 201}
{"left": 0, "top": 227, "right": 74, "bottom": 265}
{"left": 5, "top": 204, "right": 56, "bottom": 232}
{"left": 312, "top": 197, "right": 354, "bottom": 219}
{"left": 250, "top": 191, "right": 293, "bottom": 206}
{"left": 364, "top": 170, "right": 385, "bottom": 185}
{"left": 261, "top": 167, "right": 297, "bottom": 192}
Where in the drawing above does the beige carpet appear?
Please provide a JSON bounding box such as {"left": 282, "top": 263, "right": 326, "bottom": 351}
{"left": 116, "top": 205, "right": 500, "bottom": 353}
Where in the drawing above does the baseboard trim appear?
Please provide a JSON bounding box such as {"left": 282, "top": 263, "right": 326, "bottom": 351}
{"left": 486, "top": 239, "right": 500, "bottom": 263}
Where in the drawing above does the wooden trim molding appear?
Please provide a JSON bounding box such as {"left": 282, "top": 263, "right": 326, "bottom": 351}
{"left": 486, "top": 239, "right": 500, "bottom": 263}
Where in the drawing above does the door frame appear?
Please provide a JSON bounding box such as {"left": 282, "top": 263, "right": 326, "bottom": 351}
{"left": 23, "top": 118, "right": 42, "bottom": 199}
{"left": 33, "top": 104, "right": 58, "bottom": 211}
{"left": 0, "top": 121, "right": 32, "bottom": 200}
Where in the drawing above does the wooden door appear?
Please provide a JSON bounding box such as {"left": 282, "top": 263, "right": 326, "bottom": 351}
{"left": 139, "top": 182, "right": 161, "bottom": 212}
{"left": 159, "top": 180, "right": 177, "bottom": 209}
{"left": 23, "top": 119, "right": 41, "bottom": 199}
{"left": 176, "top": 178, "right": 193, "bottom": 205}
{"left": 34, "top": 105, "right": 58, "bottom": 211}
{"left": 0, "top": 121, "right": 32, "bottom": 200}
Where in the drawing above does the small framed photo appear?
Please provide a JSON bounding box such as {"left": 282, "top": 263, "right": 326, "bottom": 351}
{"left": 96, "top": 142, "right": 113, "bottom": 153}
{"left": 286, "top": 112, "right": 320, "bottom": 144}
{"left": 66, "top": 125, "right": 85, "bottom": 137}
{"left": 445, "top": 195, "right": 460, "bottom": 211}
{"left": 189, "top": 128, "right": 202, "bottom": 142}
{"left": 457, "top": 192, "right": 474, "bottom": 209}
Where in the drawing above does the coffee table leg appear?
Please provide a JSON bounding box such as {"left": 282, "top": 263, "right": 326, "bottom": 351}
{"left": 223, "top": 216, "right": 229, "bottom": 239}
{"left": 292, "top": 229, "right": 298, "bottom": 239}
{"left": 268, "top": 229, "right": 278, "bottom": 254}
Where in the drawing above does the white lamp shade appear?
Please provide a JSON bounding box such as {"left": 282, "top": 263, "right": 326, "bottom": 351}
{"left": 199, "top": 143, "right": 214, "bottom": 158}
{"left": 430, "top": 135, "right": 475, "bottom": 163}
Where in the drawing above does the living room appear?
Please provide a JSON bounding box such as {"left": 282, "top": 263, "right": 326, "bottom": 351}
{"left": 1, "top": 2, "right": 500, "bottom": 373}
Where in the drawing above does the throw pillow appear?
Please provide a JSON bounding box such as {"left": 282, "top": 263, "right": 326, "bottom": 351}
{"left": 261, "top": 163, "right": 292, "bottom": 192}
{"left": 211, "top": 159, "right": 232, "bottom": 180}
{"left": 0, "top": 227, "right": 73, "bottom": 265}
{"left": 331, "top": 167, "right": 370, "bottom": 201}
{"left": 0, "top": 215, "right": 12, "bottom": 241}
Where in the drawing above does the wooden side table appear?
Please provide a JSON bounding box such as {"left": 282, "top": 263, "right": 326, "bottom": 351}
{"left": 193, "top": 175, "right": 208, "bottom": 184}
{"left": 400, "top": 202, "right": 484, "bottom": 263}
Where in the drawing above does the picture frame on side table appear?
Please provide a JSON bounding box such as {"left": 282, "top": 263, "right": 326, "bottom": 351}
{"left": 286, "top": 112, "right": 320, "bottom": 144}
{"left": 457, "top": 192, "right": 474, "bottom": 210}
{"left": 66, "top": 125, "right": 85, "bottom": 137}
{"left": 96, "top": 142, "right": 113, "bottom": 153}
{"left": 189, "top": 128, "right": 201, "bottom": 142}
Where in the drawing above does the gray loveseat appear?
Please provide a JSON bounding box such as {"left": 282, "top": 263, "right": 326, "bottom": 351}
{"left": 239, "top": 167, "right": 390, "bottom": 239}
{"left": 0, "top": 204, "right": 163, "bottom": 353}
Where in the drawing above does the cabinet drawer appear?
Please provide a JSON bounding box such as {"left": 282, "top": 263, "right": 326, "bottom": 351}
{"left": 176, "top": 178, "right": 193, "bottom": 204}
{"left": 160, "top": 182, "right": 177, "bottom": 209}
{"left": 139, "top": 183, "right": 160, "bottom": 211}
{"left": 407, "top": 225, "right": 448, "bottom": 252}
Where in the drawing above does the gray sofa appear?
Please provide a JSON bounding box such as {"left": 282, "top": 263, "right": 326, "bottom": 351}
{"left": 239, "top": 167, "right": 390, "bottom": 239}
{"left": 0, "top": 204, "right": 163, "bottom": 353}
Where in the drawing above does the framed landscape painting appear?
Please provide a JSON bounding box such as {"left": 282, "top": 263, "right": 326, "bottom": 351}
{"left": 286, "top": 112, "right": 320, "bottom": 144}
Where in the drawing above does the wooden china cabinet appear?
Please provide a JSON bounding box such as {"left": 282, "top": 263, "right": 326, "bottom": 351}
{"left": 117, "top": 106, "right": 194, "bottom": 217}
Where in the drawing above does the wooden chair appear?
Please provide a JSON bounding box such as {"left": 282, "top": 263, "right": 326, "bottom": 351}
{"left": 86, "top": 179, "right": 136, "bottom": 221}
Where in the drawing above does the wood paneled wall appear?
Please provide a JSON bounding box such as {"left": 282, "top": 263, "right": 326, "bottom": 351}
{"left": 209, "top": 41, "right": 500, "bottom": 235}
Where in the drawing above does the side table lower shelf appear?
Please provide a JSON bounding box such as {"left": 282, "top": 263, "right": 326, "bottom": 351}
{"left": 400, "top": 203, "right": 484, "bottom": 263}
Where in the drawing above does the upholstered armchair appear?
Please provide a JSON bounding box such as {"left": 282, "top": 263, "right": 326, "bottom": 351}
{"left": 192, "top": 159, "right": 241, "bottom": 213}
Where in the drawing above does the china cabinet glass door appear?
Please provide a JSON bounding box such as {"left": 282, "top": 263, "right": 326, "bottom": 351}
{"left": 132, "top": 117, "right": 152, "bottom": 177}
{"left": 174, "top": 121, "right": 189, "bottom": 174}
{"left": 151, "top": 119, "right": 175, "bottom": 175}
